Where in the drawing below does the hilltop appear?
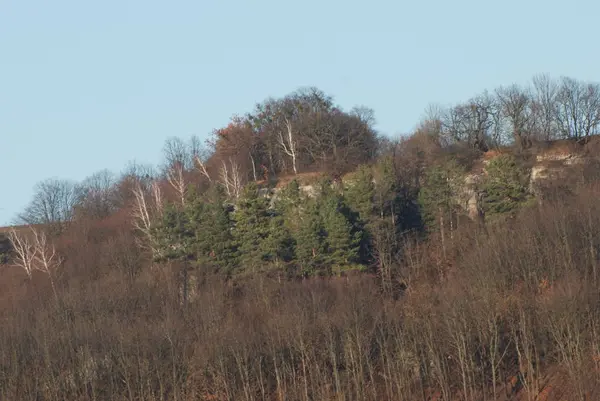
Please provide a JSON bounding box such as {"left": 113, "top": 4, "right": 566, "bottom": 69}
{"left": 2, "top": 76, "right": 600, "bottom": 400}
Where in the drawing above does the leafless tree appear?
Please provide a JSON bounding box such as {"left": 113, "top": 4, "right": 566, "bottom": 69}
{"left": 7, "top": 226, "right": 62, "bottom": 300}
{"left": 219, "top": 158, "right": 243, "bottom": 199}
{"left": 31, "top": 227, "right": 62, "bottom": 301}
{"left": 190, "top": 135, "right": 214, "bottom": 182}
{"left": 277, "top": 118, "right": 298, "bottom": 175}
{"left": 7, "top": 227, "right": 36, "bottom": 278}
{"left": 76, "top": 169, "right": 118, "bottom": 219}
{"left": 16, "top": 178, "right": 81, "bottom": 232}
{"left": 555, "top": 77, "right": 600, "bottom": 140}
{"left": 162, "top": 136, "right": 192, "bottom": 171}
{"left": 131, "top": 180, "right": 163, "bottom": 259}
{"left": 496, "top": 84, "right": 534, "bottom": 149}
{"left": 441, "top": 93, "right": 497, "bottom": 151}
{"left": 166, "top": 162, "right": 187, "bottom": 207}
{"left": 531, "top": 74, "right": 559, "bottom": 140}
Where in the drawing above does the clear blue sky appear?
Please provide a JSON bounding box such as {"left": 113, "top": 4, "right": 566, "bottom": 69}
{"left": 1, "top": 0, "right": 598, "bottom": 225}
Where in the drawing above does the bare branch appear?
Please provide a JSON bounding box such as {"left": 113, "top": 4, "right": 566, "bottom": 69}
{"left": 277, "top": 118, "right": 298, "bottom": 175}
{"left": 194, "top": 155, "right": 212, "bottom": 182}
{"left": 131, "top": 180, "right": 163, "bottom": 258}
{"left": 219, "top": 158, "right": 243, "bottom": 199}
{"left": 166, "top": 162, "right": 187, "bottom": 206}
{"left": 7, "top": 228, "right": 36, "bottom": 279}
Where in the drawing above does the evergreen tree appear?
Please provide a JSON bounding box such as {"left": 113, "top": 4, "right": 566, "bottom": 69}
{"left": 345, "top": 164, "right": 375, "bottom": 223}
{"left": 188, "top": 185, "right": 237, "bottom": 273}
{"left": 320, "top": 193, "right": 362, "bottom": 274}
{"left": 152, "top": 203, "right": 193, "bottom": 262}
{"left": 418, "top": 158, "right": 464, "bottom": 235}
{"left": 262, "top": 212, "right": 295, "bottom": 273}
{"left": 482, "top": 154, "right": 530, "bottom": 216}
{"left": 294, "top": 198, "right": 326, "bottom": 277}
{"left": 232, "top": 182, "right": 272, "bottom": 273}
{"left": 418, "top": 158, "right": 464, "bottom": 260}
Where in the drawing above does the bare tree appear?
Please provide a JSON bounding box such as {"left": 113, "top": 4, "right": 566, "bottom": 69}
{"left": 7, "top": 227, "right": 36, "bottom": 278}
{"left": 555, "top": 77, "right": 600, "bottom": 140}
{"left": 7, "top": 226, "right": 62, "bottom": 300}
{"left": 162, "top": 136, "right": 192, "bottom": 171}
{"left": 496, "top": 84, "right": 534, "bottom": 149}
{"left": 219, "top": 158, "right": 243, "bottom": 199}
{"left": 17, "top": 178, "right": 81, "bottom": 229}
{"left": 76, "top": 169, "right": 118, "bottom": 219}
{"left": 31, "top": 227, "right": 62, "bottom": 301}
{"left": 131, "top": 180, "right": 164, "bottom": 259}
{"left": 166, "top": 162, "right": 187, "bottom": 206}
{"left": 190, "top": 134, "right": 214, "bottom": 183}
{"left": 277, "top": 118, "right": 298, "bottom": 175}
{"left": 441, "top": 93, "right": 497, "bottom": 151}
{"left": 531, "top": 74, "right": 559, "bottom": 140}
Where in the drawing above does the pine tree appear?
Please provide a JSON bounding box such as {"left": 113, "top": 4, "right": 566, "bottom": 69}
{"left": 232, "top": 182, "right": 272, "bottom": 273}
{"left": 187, "top": 185, "right": 237, "bottom": 273}
{"left": 482, "top": 154, "right": 530, "bottom": 217}
{"left": 418, "top": 158, "right": 464, "bottom": 232}
{"left": 152, "top": 203, "right": 193, "bottom": 262}
{"left": 320, "top": 193, "right": 362, "bottom": 274}
{"left": 418, "top": 158, "right": 464, "bottom": 258}
{"left": 294, "top": 198, "right": 326, "bottom": 277}
{"left": 345, "top": 164, "right": 375, "bottom": 224}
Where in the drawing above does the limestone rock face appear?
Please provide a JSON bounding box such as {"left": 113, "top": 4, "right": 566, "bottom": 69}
{"left": 529, "top": 152, "right": 586, "bottom": 196}
{"left": 456, "top": 149, "right": 592, "bottom": 221}
{"left": 462, "top": 173, "right": 484, "bottom": 221}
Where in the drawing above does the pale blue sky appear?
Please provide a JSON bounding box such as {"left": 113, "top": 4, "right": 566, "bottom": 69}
{"left": 1, "top": 0, "right": 598, "bottom": 225}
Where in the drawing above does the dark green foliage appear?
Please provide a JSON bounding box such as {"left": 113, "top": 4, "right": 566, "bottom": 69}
{"left": 294, "top": 199, "right": 326, "bottom": 276}
{"left": 152, "top": 185, "right": 237, "bottom": 273}
{"left": 320, "top": 193, "right": 362, "bottom": 273}
{"left": 345, "top": 165, "right": 375, "bottom": 223}
{"left": 232, "top": 182, "right": 273, "bottom": 272}
{"left": 418, "top": 158, "right": 464, "bottom": 233}
{"left": 152, "top": 204, "right": 193, "bottom": 262}
{"left": 188, "top": 185, "right": 237, "bottom": 272}
{"left": 482, "top": 155, "right": 531, "bottom": 216}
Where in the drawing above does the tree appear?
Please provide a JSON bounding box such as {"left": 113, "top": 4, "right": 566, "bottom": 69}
{"left": 441, "top": 93, "right": 498, "bottom": 151}
{"left": 162, "top": 136, "right": 193, "bottom": 171}
{"left": 17, "top": 178, "right": 81, "bottom": 231}
{"left": 482, "top": 154, "right": 530, "bottom": 216}
{"left": 294, "top": 198, "right": 326, "bottom": 277}
{"left": 277, "top": 117, "right": 299, "bottom": 175}
{"left": 76, "top": 169, "right": 118, "bottom": 219}
{"left": 345, "top": 164, "right": 375, "bottom": 224}
{"left": 7, "top": 227, "right": 36, "bottom": 278}
{"left": 187, "top": 185, "right": 237, "bottom": 273}
{"left": 531, "top": 74, "right": 559, "bottom": 140}
{"left": 131, "top": 179, "right": 164, "bottom": 259}
{"left": 555, "top": 77, "right": 600, "bottom": 140}
{"left": 496, "top": 84, "right": 534, "bottom": 149}
{"left": 219, "top": 158, "right": 243, "bottom": 199}
{"left": 418, "top": 159, "right": 464, "bottom": 259}
{"left": 232, "top": 182, "right": 272, "bottom": 273}
{"left": 7, "top": 226, "right": 62, "bottom": 300}
{"left": 320, "top": 193, "right": 362, "bottom": 274}
{"left": 152, "top": 203, "right": 193, "bottom": 262}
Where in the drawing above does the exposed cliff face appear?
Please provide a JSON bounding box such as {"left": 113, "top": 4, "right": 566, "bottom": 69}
{"left": 459, "top": 146, "right": 595, "bottom": 220}
{"left": 529, "top": 152, "right": 587, "bottom": 195}
{"left": 462, "top": 173, "right": 484, "bottom": 220}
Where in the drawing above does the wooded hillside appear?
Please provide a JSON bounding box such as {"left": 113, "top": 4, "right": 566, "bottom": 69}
{"left": 2, "top": 74, "right": 600, "bottom": 400}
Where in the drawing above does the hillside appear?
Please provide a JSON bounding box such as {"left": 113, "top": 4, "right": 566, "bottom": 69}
{"left": 3, "top": 78, "right": 600, "bottom": 400}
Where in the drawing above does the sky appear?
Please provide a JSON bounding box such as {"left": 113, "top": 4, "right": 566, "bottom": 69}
{"left": 1, "top": 0, "right": 599, "bottom": 225}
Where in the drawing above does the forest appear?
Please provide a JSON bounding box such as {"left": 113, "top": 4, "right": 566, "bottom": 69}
{"left": 2, "top": 74, "right": 600, "bottom": 400}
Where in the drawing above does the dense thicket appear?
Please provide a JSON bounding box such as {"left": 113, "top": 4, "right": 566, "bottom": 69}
{"left": 3, "top": 75, "right": 600, "bottom": 400}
